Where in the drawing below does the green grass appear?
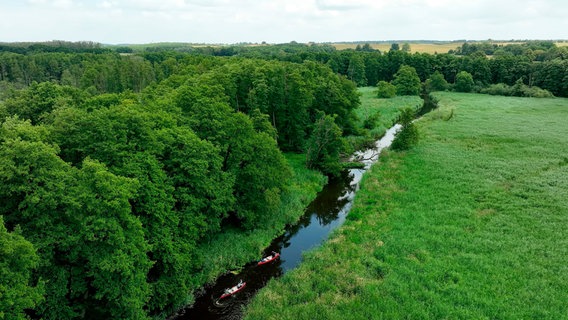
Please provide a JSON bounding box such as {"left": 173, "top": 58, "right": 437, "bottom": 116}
{"left": 243, "top": 92, "right": 568, "bottom": 319}
{"left": 356, "top": 87, "right": 422, "bottom": 137}
{"left": 347, "top": 87, "right": 422, "bottom": 153}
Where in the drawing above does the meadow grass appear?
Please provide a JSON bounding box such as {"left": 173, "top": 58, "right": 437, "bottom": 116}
{"left": 244, "top": 92, "right": 568, "bottom": 319}
{"left": 356, "top": 87, "right": 423, "bottom": 137}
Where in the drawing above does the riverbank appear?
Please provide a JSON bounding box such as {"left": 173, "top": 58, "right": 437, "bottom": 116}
{"left": 243, "top": 92, "right": 568, "bottom": 319}
{"left": 166, "top": 88, "right": 421, "bottom": 318}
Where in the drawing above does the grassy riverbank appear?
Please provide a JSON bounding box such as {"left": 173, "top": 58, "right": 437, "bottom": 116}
{"left": 356, "top": 87, "right": 422, "bottom": 138}
{"left": 244, "top": 92, "right": 568, "bottom": 319}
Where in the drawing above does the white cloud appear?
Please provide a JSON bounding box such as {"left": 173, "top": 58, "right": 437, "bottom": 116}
{"left": 2, "top": 0, "right": 567, "bottom": 43}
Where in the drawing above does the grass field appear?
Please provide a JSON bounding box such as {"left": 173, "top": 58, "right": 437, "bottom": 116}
{"left": 243, "top": 92, "right": 568, "bottom": 319}
{"left": 355, "top": 87, "right": 423, "bottom": 137}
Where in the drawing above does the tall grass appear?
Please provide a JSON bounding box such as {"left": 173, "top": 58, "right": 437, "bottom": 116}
{"left": 244, "top": 92, "right": 568, "bottom": 319}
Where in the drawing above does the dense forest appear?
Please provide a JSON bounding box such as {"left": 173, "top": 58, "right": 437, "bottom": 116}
{"left": 1, "top": 40, "right": 567, "bottom": 319}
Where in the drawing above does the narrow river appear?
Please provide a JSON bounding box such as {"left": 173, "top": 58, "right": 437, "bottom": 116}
{"left": 173, "top": 125, "right": 402, "bottom": 320}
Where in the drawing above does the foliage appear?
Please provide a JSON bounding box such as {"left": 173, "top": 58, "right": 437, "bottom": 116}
{"left": 244, "top": 92, "right": 568, "bottom": 320}
{"left": 480, "top": 81, "right": 554, "bottom": 98}
{"left": 0, "top": 217, "right": 44, "bottom": 320}
{"left": 425, "top": 71, "right": 448, "bottom": 92}
{"left": 306, "top": 112, "right": 344, "bottom": 177}
{"left": 390, "top": 108, "right": 418, "bottom": 151}
{"left": 375, "top": 80, "right": 396, "bottom": 98}
{"left": 392, "top": 65, "right": 421, "bottom": 96}
{"left": 0, "top": 53, "right": 360, "bottom": 317}
{"left": 454, "top": 70, "right": 474, "bottom": 92}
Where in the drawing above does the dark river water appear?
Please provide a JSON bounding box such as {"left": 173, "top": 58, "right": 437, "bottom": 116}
{"left": 173, "top": 125, "right": 401, "bottom": 320}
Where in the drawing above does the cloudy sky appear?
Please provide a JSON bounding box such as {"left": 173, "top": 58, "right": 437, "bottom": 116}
{"left": 1, "top": 0, "right": 566, "bottom": 44}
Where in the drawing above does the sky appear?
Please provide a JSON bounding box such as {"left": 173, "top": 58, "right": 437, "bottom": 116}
{"left": 0, "top": 0, "right": 566, "bottom": 44}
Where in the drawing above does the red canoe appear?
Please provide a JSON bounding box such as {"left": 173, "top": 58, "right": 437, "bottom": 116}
{"left": 219, "top": 281, "right": 246, "bottom": 299}
{"left": 258, "top": 252, "right": 280, "bottom": 266}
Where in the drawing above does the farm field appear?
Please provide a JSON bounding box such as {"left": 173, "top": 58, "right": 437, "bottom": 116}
{"left": 333, "top": 41, "right": 568, "bottom": 53}
{"left": 332, "top": 42, "right": 460, "bottom": 53}
{"left": 244, "top": 92, "right": 568, "bottom": 319}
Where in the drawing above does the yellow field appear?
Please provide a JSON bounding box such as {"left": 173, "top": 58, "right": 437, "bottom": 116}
{"left": 333, "top": 41, "right": 568, "bottom": 54}
{"left": 332, "top": 42, "right": 460, "bottom": 54}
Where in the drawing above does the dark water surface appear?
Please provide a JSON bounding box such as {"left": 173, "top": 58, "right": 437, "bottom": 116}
{"left": 173, "top": 125, "right": 401, "bottom": 320}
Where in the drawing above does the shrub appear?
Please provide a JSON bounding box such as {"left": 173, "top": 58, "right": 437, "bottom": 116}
{"left": 454, "top": 71, "right": 474, "bottom": 92}
{"left": 480, "top": 82, "right": 554, "bottom": 98}
{"left": 425, "top": 71, "right": 448, "bottom": 92}
{"left": 376, "top": 81, "right": 396, "bottom": 98}
{"left": 391, "top": 108, "right": 418, "bottom": 151}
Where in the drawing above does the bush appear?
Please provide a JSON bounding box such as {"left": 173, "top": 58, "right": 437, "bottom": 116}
{"left": 376, "top": 81, "right": 396, "bottom": 98}
{"left": 481, "top": 81, "right": 554, "bottom": 98}
{"left": 454, "top": 71, "right": 474, "bottom": 92}
{"left": 425, "top": 71, "right": 448, "bottom": 92}
{"left": 391, "top": 108, "right": 418, "bottom": 151}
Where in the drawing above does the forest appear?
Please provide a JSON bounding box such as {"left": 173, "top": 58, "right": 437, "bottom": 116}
{"left": 0, "top": 40, "right": 567, "bottom": 319}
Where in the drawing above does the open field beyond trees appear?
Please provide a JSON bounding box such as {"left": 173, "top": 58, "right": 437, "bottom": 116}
{"left": 244, "top": 92, "right": 568, "bottom": 319}
{"left": 332, "top": 41, "right": 568, "bottom": 53}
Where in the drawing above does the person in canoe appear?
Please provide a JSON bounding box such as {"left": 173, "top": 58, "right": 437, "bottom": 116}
{"left": 258, "top": 251, "right": 280, "bottom": 265}
{"left": 220, "top": 280, "right": 246, "bottom": 299}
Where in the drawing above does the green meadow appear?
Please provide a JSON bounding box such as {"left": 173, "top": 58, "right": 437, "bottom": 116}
{"left": 244, "top": 92, "right": 568, "bottom": 319}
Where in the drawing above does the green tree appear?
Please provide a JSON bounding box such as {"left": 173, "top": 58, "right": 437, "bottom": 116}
{"left": 425, "top": 71, "right": 448, "bottom": 91}
{"left": 392, "top": 65, "right": 421, "bottom": 96}
{"left": 306, "top": 112, "right": 344, "bottom": 177}
{"left": 0, "top": 217, "right": 44, "bottom": 320}
{"left": 347, "top": 54, "right": 367, "bottom": 86}
{"left": 376, "top": 80, "right": 396, "bottom": 98}
{"left": 391, "top": 108, "right": 418, "bottom": 151}
{"left": 455, "top": 71, "right": 474, "bottom": 92}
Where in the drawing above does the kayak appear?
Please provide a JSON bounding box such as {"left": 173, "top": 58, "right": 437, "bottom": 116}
{"left": 258, "top": 252, "right": 280, "bottom": 266}
{"left": 219, "top": 281, "right": 246, "bottom": 299}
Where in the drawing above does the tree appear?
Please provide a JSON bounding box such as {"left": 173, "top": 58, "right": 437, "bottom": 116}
{"left": 391, "top": 108, "right": 418, "bottom": 151}
{"left": 347, "top": 54, "right": 367, "bottom": 86}
{"left": 392, "top": 65, "right": 421, "bottom": 96}
{"left": 455, "top": 71, "right": 474, "bottom": 92}
{"left": 425, "top": 71, "right": 448, "bottom": 91}
{"left": 306, "top": 112, "right": 344, "bottom": 177}
{"left": 402, "top": 43, "right": 411, "bottom": 52}
{"left": 376, "top": 80, "right": 396, "bottom": 98}
{"left": 0, "top": 217, "right": 44, "bottom": 320}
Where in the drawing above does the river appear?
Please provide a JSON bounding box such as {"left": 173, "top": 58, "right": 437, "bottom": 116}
{"left": 173, "top": 124, "right": 402, "bottom": 320}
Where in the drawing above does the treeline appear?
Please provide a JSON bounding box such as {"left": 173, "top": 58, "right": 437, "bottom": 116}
{"left": 1, "top": 41, "right": 567, "bottom": 97}
{"left": 0, "top": 40, "right": 112, "bottom": 54}
{"left": 0, "top": 57, "right": 359, "bottom": 318}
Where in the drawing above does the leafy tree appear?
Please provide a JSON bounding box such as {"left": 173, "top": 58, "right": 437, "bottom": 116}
{"left": 391, "top": 108, "right": 418, "bottom": 151}
{"left": 455, "top": 71, "right": 474, "bottom": 92}
{"left": 392, "top": 65, "right": 421, "bottom": 96}
{"left": 402, "top": 43, "right": 411, "bottom": 52}
{"left": 425, "top": 71, "right": 448, "bottom": 91}
{"left": 376, "top": 80, "right": 396, "bottom": 98}
{"left": 306, "top": 112, "right": 344, "bottom": 177}
{"left": 0, "top": 217, "right": 44, "bottom": 320}
{"left": 347, "top": 54, "right": 367, "bottom": 86}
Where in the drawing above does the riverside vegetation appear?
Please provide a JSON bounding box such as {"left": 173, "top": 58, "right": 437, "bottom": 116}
{"left": 0, "top": 40, "right": 567, "bottom": 319}
{"left": 244, "top": 92, "right": 568, "bottom": 319}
